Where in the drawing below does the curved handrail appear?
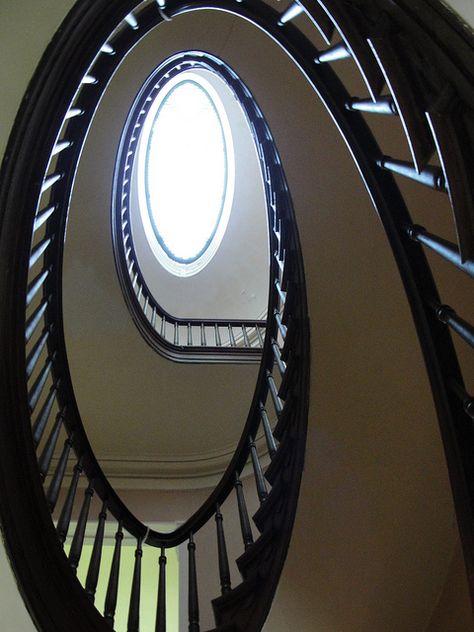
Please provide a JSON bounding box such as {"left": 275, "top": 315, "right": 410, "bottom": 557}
{"left": 112, "top": 51, "right": 268, "bottom": 364}
{"left": 0, "top": 0, "right": 473, "bottom": 630}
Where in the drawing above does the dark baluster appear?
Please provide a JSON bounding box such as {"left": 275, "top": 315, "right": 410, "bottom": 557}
{"left": 187, "top": 322, "right": 193, "bottom": 346}
{"left": 46, "top": 430, "right": 73, "bottom": 512}
{"left": 101, "top": 42, "right": 115, "bottom": 55}
{"left": 51, "top": 140, "right": 72, "bottom": 156}
{"left": 26, "top": 326, "right": 51, "bottom": 378}
{"left": 29, "top": 236, "right": 53, "bottom": 268}
{"left": 41, "top": 173, "right": 62, "bottom": 194}
{"left": 127, "top": 537, "right": 143, "bottom": 632}
{"left": 346, "top": 96, "right": 398, "bottom": 115}
{"left": 234, "top": 474, "right": 253, "bottom": 549}
{"left": 86, "top": 501, "right": 108, "bottom": 603}
{"left": 267, "top": 371, "right": 284, "bottom": 416}
{"left": 56, "top": 456, "right": 82, "bottom": 544}
{"left": 33, "top": 204, "right": 56, "bottom": 233}
{"left": 200, "top": 323, "right": 207, "bottom": 346}
{"left": 274, "top": 249, "right": 284, "bottom": 275}
{"left": 155, "top": 547, "right": 166, "bottom": 632}
{"left": 228, "top": 324, "right": 236, "bottom": 347}
{"left": 28, "top": 355, "right": 54, "bottom": 411}
{"left": 32, "top": 383, "right": 57, "bottom": 446}
{"left": 174, "top": 322, "right": 179, "bottom": 345}
{"left": 242, "top": 325, "right": 250, "bottom": 347}
{"left": 125, "top": 12, "right": 139, "bottom": 29}
{"left": 69, "top": 483, "right": 94, "bottom": 573}
{"left": 278, "top": 1, "right": 303, "bottom": 26}
{"left": 260, "top": 404, "right": 277, "bottom": 459}
{"left": 38, "top": 409, "right": 64, "bottom": 481}
{"left": 450, "top": 381, "right": 474, "bottom": 420}
{"left": 378, "top": 156, "right": 446, "bottom": 192}
{"left": 188, "top": 534, "right": 200, "bottom": 632}
{"left": 272, "top": 340, "right": 286, "bottom": 377}
{"left": 315, "top": 41, "right": 350, "bottom": 64}
{"left": 435, "top": 304, "right": 474, "bottom": 348}
{"left": 104, "top": 523, "right": 123, "bottom": 628}
{"left": 25, "top": 297, "right": 49, "bottom": 343}
{"left": 249, "top": 439, "right": 268, "bottom": 503}
{"left": 65, "top": 108, "right": 84, "bottom": 120}
{"left": 26, "top": 268, "right": 50, "bottom": 306}
{"left": 151, "top": 307, "right": 157, "bottom": 329}
{"left": 215, "top": 505, "right": 231, "bottom": 594}
{"left": 407, "top": 225, "right": 474, "bottom": 279}
{"left": 215, "top": 324, "right": 222, "bottom": 347}
{"left": 275, "top": 279, "right": 286, "bottom": 305}
{"left": 160, "top": 315, "right": 166, "bottom": 337}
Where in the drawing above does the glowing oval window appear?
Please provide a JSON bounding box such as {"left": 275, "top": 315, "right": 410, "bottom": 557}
{"left": 139, "top": 71, "right": 235, "bottom": 276}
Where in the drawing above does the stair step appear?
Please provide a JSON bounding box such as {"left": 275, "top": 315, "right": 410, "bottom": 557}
{"left": 253, "top": 477, "right": 287, "bottom": 533}
{"left": 236, "top": 528, "right": 277, "bottom": 580}
{"left": 205, "top": 625, "right": 236, "bottom": 632}
{"left": 265, "top": 434, "right": 294, "bottom": 487}
{"left": 212, "top": 574, "right": 261, "bottom": 627}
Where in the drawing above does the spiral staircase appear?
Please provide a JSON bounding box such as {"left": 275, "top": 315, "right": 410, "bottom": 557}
{"left": 1, "top": 1, "right": 474, "bottom": 631}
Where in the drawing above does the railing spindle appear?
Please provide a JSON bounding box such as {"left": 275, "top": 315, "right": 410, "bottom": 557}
{"left": 56, "top": 456, "right": 82, "bottom": 544}
{"left": 188, "top": 534, "right": 200, "bottom": 632}
{"left": 200, "top": 323, "right": 206, "bottom": 346}
{"left": 155, "top": 547, "right": 166, "bottom": 632}
{"left": 127, "top": 536, "right": 143, "bottom": 632}
{"left": 69, "top": 483, "right": 94, "bottom": 573}
{"left": 104, "top": 522, "right": 124, "bottom": 628}
{"left": 26, "top": 327, "right": 51, "bottom": 378}
{"left": 228, "top": 324, "right": 236, "bottom": 347}
{"left": 260, "top": 403, "right": 278, "bottom": 459}
{"left": 215, "top": 504, "right": 231, "bottom": 594}
{"left": 38, "top": 409, "right": 64, "bottom": 481}
{"left": 242, "top": 325, "right": 250, "bottom": 347}
{"left": 86, "top": 501, "right": 107, "bottom": 603}
{"left": 46, "top": 429, "right": 73, "bottom": 512}
{"left": 215, "top": 324, "right": 222, "bottom": 347}
{"left": 234, "top": 473, "right": 254, "bottom": 549}
{"left": 450, "top": 380, "right": 474, "bottom": 420}
{"left": 187, "top": 322, "right": 193, "bottom": 346}
{"left": 407, "top": 225, "right": 474, "bottom": 277}
{"left": 250, "top": 439, "right": 268, "bottom": 503}
{"left": 173, "top": 322, "right": 178, "bottom": 345}
{"left": 32, "top": 383, "right": 58, "bottom": 446}
{"left": 28, "top": 355, "right": 54, "bottom": 411}
{"left": 26, "top": 268, "right": 50, "bottom": 306}
{"left": 272, "top": 340, "right": 286, "bottom": 377}
{"left": 25, "top": 297, "right": 49, "bottom": 343}
{"left": 267, "top": 370, "right": 284, "bottom": 416}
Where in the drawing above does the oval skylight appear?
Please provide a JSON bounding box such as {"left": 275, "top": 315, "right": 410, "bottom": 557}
{"left": 144, "top": 76, "right": 230, "bottom": 265}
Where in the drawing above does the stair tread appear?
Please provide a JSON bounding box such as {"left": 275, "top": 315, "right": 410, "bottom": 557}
{"left": 265, "top": 434, "right": 294, "bottom": 487}
{"left": 212, "top": 574, "right": 261, "bottom": 626}
{"left": 236, "top": 528, "right": 277, "bottom": 579}
{"left": 253, "top": 477, "right": 287, "bottom": 533}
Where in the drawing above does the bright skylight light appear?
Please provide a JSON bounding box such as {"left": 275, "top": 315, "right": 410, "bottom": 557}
{"left": 145, "top": 79, "right": 228, "bottom": 262}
